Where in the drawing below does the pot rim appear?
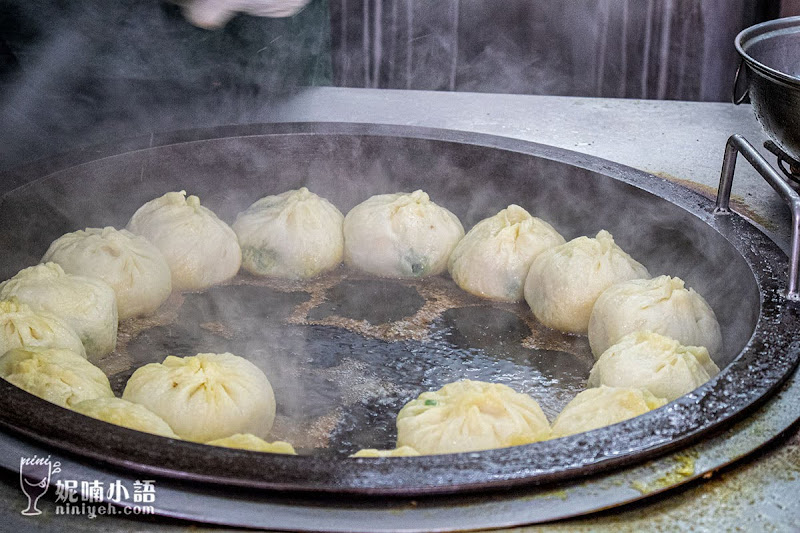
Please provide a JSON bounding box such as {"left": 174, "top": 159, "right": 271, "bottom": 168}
{"left": 735, "top": 15, "right": 800, "bottom": 86}
{"left": 0, "top": 122, "right": 798, "bottom": 496}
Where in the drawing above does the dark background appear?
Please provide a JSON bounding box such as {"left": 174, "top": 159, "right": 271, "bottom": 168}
{"left": 0, "top": 0, "right": 793, "bottom": 171}
{"left": 330, "top": 0, "right": 782, "bottom": 101}
{"left": 0, "top": 0, "right": 333, "bottom": 171}
{"left": 1, "top": 0, "right": 787, "bottom": 100}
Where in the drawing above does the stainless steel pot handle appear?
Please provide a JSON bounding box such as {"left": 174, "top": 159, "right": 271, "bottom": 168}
{"left": 715, "top": 134, "right": 800, "bottom": 301}
{"left": 732, "top": 61, "right": 750, "bottom": 105}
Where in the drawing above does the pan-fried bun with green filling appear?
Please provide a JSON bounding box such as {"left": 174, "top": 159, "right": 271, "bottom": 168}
{"left": 524, "top": 230, "right": 649, "bottom": 334}
{"left": 588, "top": 331, "right": 720, "bottom": 402}
{"left": 448, "top": 205, "right": 564, "bottom": 302}
{"left": 0, "top": 298, "right": 86, "bottom": 358}
{"left": 0, "top": 263, "right": 117, "bottom": 358}
{"left": 123, "top": 352, "right": 275, "bottom": 442}
{"left": 396, "top": 380, "right": 551, "bottom": 455}
{"left": 350, "top": 446, "right": 420, "bottom": 458}
{"left": 0, "top": 346, "right": 113, "bottom": 409}
{"left": 551, "top": 386, "right": 666, "bottom": 438}
{"left": 127, "top": 191, "right": 241, "bottom": 291}
{"left": 588, "top": 275, "right": 722, "bottom": 359}
{"left": 43, "top": 227, "right": 172, "bottom": 320}
{"left": 73, "top": 397, "right": 179, "bottom": 438}
{"left": 234, "top": 187, "right": 344, "bottom": 279}
{"left": 205, "top": 433, "right": 296, "bottom": 454}
{"left": 344, "top": 190, "right": 464, "bottom": 278}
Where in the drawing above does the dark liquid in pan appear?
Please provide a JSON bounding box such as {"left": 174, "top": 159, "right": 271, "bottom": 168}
{"left": 101, "top": 269, "right": 592, "bottom": 455}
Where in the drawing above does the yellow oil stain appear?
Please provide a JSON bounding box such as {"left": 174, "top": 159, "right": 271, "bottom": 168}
{"left": 387, "top": 500, "right": 418, "bottom": 515}
{"left": 651, "top": 171, "right": 777, "bottom": 231}
{"left": 530, "top": 488, "right": 570, "bottom": 501}
{"left": 630, "top": 450, "right": 698, "bottom": 495}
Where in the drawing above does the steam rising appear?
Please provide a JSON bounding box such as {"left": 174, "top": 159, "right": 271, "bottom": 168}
{"left": 0, "top": 126, "right": 758, "bottom": 453}
{"left": 0, "top": 2, "right": 763, "bottom": 451}
{"left": 0, "top": 0, "right": 331, "bottom": 172}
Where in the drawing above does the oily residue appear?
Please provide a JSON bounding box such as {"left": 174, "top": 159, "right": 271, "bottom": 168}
{"left": 630, "top": 450, "right": 698, "bottom": 495}
{"left": 651, "top": 171, "right": 777, "bottom": 231}
{"left": 101, "top": 269, "right": 591, "bottom": 453}
{"left": 544, "top": 427, "right": 800, "bottom": 532}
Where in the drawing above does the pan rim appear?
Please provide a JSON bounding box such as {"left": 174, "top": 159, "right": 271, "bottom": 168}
{"left": 0, "top": 122, "right": 797, "bottom": 496}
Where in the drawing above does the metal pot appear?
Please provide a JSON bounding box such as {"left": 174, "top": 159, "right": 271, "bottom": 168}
{"left": 734, "top": 16, "right": 800, "bottom": 166}
{"left": 1, "top": 123, "right": 798, "bottom": 497}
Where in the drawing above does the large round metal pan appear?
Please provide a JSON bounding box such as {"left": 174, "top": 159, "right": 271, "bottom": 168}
{"left": 0, "top": 122, "right": 798, "bottom": 495}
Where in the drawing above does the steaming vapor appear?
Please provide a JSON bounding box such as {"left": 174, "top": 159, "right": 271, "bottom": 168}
{"left": 0, "top": 126, "right": 755, "bottom": 364}
{"left": 0, "top": 127, "right": 758, "bottom": 453}
{"left": 0, "top": 0, "right": 332, "bottom": 172}
{"left": 0, "top": 0, "right": 766, "bottom": 454}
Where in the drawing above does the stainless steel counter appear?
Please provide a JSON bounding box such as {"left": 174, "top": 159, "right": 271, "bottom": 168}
{"left": 1, "top": 88, "right": 797, "bottom": 531}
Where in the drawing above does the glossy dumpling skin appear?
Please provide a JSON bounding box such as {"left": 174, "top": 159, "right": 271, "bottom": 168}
{"left": 588, "top": 331, "right": 720, "bottom": 402}
{"left": 0, "top": 347, "right": 113, "bottom": 408}
{"left": 0, "top": 263, "right": 118, "bottom": 358}
{"left": 551, "top": 386, "right": 667, "bottom": 438}
{"left": 396, "top": 380, "right": 551, "bottom": 455}
{"left": 73, "top": 397, "right": 179, "bottom": 438}
{"left": 344, "top": 190, "right": 465, "bottom": 278}
{"left": 588, "top": 275, "right": 723, "bottom": 359}
{"left": 122, "top": 352, "right": 276, "bottom": 442}
{"left": 524, "top": 230, "right": 649, "bottom": 334}
{"left": 205, "top": 433, "right": 296, "bottom": 454}
{"left": 42, "top": 227, "right": 172, "bottom": 320}
{"left": 233, "top": 187, "right": 344, "bottom": 279}
{"left": 448, "top": 205, "right": 565, "bottom": 302}
{"left": 127, "top": 191, "right": 241, "bottom": 291}
{"left": 0, "top": 298, "right": 86, "bottom": 358}
{"left": 351, "top": 446, "right": 420, "bottom": 458}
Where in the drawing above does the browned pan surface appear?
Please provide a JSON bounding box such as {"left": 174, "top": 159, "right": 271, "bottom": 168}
{"left": 0, "top": 123, "right": 796, "bottom": 495}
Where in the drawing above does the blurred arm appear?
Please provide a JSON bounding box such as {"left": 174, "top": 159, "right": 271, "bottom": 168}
{"left": 177, "top": 0, "right": 312, "bottom": 29}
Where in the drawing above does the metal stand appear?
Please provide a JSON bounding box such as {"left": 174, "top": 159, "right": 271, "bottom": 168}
{"left": 715, "top": 134, "right": 800, "bottom": 301}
